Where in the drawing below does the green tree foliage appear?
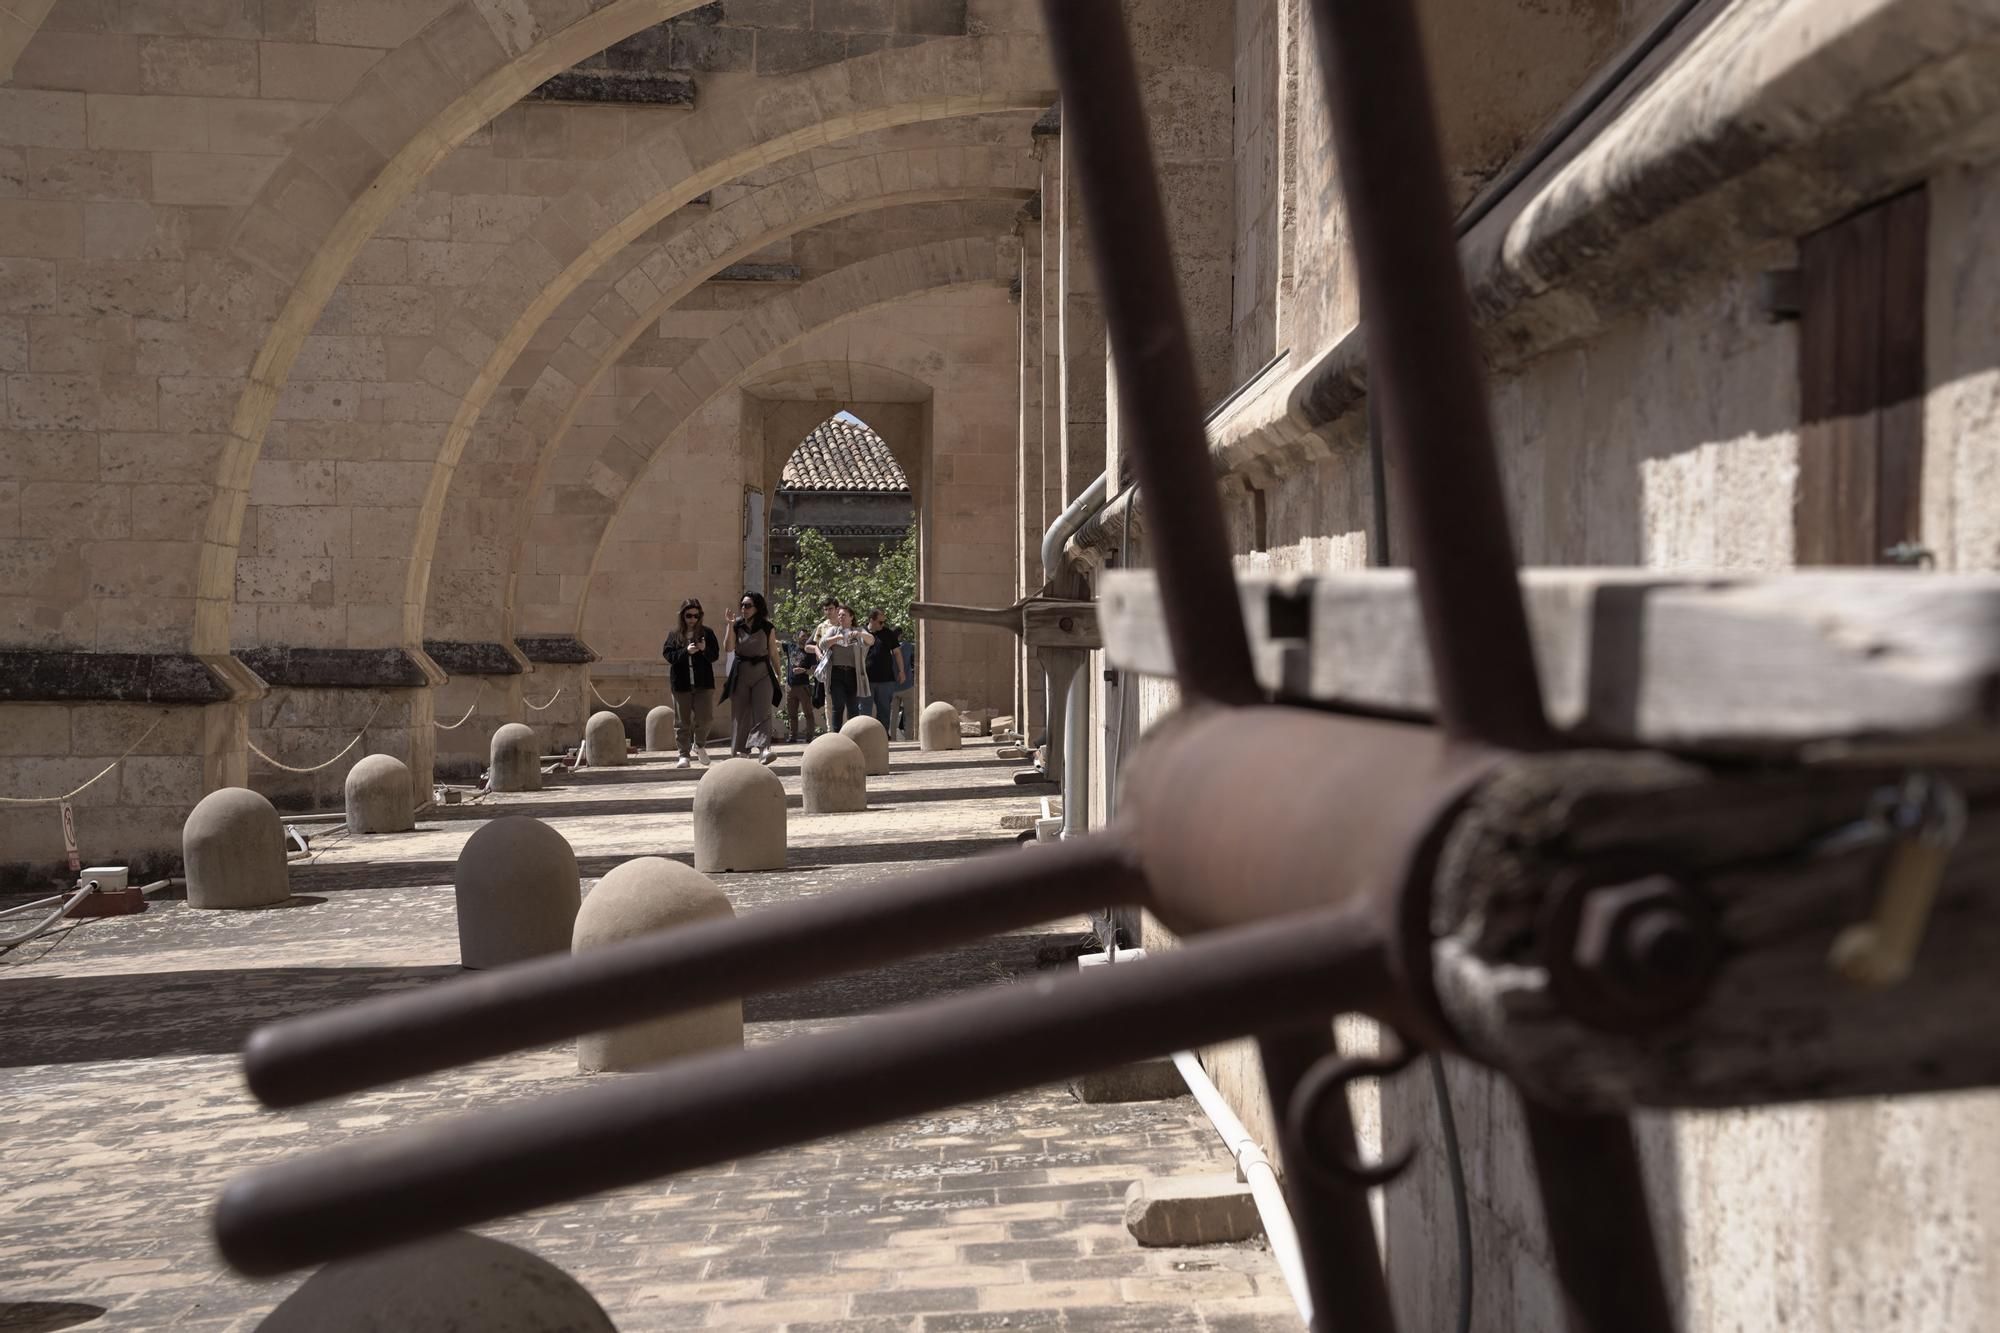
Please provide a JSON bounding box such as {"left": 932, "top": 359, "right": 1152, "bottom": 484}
{"left": 773, "top": 528, "right": 918, "bottom": 638}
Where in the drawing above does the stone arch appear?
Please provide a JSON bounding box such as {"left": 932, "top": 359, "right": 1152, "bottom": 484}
{"left": 423, "top": 145, "right": 1037, "bottom": 644}
{"left": 0, "top": 0, "right": 56, "bottom": 80}
{"left": 0, "top": 0, "right": 691, "bottom": 658}
{"left": 384, "top": 35, "right": 1051, "bottom": 642}
{"left": 187, "top": 0, "right": 696, "bottom": 653}
{"left": 209, "top": 33, "right": 1050, "bottom": 656}
{"left": 580, "top": 355, "right": 939, "bottom": 668}
{"left": 512, "top": 236, "right": 1009, "bottom": 636}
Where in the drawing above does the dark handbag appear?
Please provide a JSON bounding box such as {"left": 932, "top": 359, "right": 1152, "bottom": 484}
{"left": 811, "top": 679, "right": 826, "bottom": 709}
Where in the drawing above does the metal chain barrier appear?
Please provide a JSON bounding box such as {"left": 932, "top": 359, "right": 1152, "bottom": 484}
{"left": 0, "top": 714, "right": 167, "bottom": 805}
{"left": 247, "top": 699, "right": 387, "bottom": 774}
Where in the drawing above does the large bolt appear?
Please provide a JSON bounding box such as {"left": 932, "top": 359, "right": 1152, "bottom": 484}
{"left": 1570, "top": 875, "right": 1719, "bottom": 1024}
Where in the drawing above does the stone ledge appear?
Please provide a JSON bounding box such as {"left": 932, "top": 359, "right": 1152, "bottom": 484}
{"left": 236, "top": 646, "right": 442, "bottom": 690}
{"left": 515, "top": 635, "right": 600, "bottom": 666}
{"left": 1070, "top": 1058, "right": 1187, "bottom": 1104}
{"left": 1123, "top": 1174, "right": 1264, "bottom": 1247}
{"left": 423, "top": 640, "right": 527, "bottom": 677}
{"left": 0, "top": 651, "right": 241, "bottom": 705}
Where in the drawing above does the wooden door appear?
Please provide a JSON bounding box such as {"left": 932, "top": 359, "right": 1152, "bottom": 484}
{"left": 1795, "top": 186, "right": 1928, "bottom": 565}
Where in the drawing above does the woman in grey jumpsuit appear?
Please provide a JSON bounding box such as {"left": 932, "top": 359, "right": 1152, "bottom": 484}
{"left": 720, "top": 591, "right": 779, "bottom": 762}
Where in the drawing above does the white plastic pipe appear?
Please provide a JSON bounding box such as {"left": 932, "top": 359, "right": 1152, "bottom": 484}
{"left": 1087, "top": 947, "right": 1314, "bottom": 1326}
{"left": 0, "top": 880, "right": 98, "bottom": 950}
{"left": 1172, "top": 1049, "right": 1315, "bottom": 1328}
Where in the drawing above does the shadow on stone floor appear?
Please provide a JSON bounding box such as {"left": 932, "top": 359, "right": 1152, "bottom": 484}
{"left": 288, "top": 836, "right": 1026, "bottom": 894}
{"left": 416, "top": 783, "right": 1020, "bottom": 824}
{"left": 0, "top": 1302, "right": 107, "bottom": 1331}
{"left": 0, "top": 965, "right": 459, "bottom": 1067}
{"left": 0, "top": 921, "right": 1091, "bottom": 1068}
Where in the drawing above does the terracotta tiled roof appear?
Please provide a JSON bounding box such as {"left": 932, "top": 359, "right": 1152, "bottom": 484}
{"left": 780, "top": 417, "right": 909, "bottom": 493}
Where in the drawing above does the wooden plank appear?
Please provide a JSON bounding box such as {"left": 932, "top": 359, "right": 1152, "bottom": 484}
{"left": 910, "top": 598, "right": 1101, "bottom": 650}
{"left": 1020, "top": 600, "right": 1100, "bottom": 650}
{"left": 1100, "top": 567, "right": 2000, "bottom": 755}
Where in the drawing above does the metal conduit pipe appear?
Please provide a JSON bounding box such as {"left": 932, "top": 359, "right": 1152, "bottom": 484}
{"left": 1041, "top": 472, "right": 1110, "bottom": 838}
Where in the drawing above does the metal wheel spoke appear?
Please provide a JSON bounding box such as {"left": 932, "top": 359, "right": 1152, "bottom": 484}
{"left": 244, "top": 835, "right": 1145, "bottom": 1108}
{"left": 1037, "top": 0, "right": 1259, "bottom": 707}
{"left": 217, "top": 902, "right": 1397, "bottom": 1277}
{"left": 1305, "top": 0, "right": 1552, "bottom": 750}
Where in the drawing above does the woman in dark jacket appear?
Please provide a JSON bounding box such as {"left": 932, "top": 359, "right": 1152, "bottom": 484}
{"left": 719, "top": 591, "right": 780, "bottom": 762}
{"left": 661, "top": 597, "right": 719, "bottom": 768}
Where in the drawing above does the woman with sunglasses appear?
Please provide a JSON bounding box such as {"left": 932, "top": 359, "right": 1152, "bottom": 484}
{"left": 719, "top": 591, "right": 780, "bottom": 763}
{"left": 660, "top": 597, "right": 719, "bottom": 769}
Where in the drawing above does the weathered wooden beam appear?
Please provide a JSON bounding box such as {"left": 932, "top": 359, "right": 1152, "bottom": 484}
{"left": 1101, "top": 568, "right": 2000, "bottom": 757}
{"left": 1431, "top": 748, "right": 2000, "bottom": 1109}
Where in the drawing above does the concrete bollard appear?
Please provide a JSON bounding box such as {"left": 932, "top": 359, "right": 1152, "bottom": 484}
{"left": 257, "top": 1231, "right": 614, "bottom": 1332}
{"left": 183, "top": 787, "right": 290, "bottom": 910}
{"left": 919, "top": 700, "right": 963, "bottom": 751}
{"left": 838, "top": 714, "right": 890, "bottom": 775}
{"left": 582, "top": 710, "right": 626, "bottom": 767}
{"left": 343, "top": 753, "right": 415, "bottom": 834}
{"left": 488, "top": 722, "right": 542, "bottom": 792}
{"left": 645, "top": 704, "right": 675, "bottom": 753}
{"left": 453, "top": 815, "right": 581, "bottom": 969}
{"left": 693, "top": 758, "right": 786, "bottom": 873}
{"left": 801, "top": 733, "right": 868, "bottom": 813}
{"left": 573, "top": 857, "right": 742, "bottom": 1073}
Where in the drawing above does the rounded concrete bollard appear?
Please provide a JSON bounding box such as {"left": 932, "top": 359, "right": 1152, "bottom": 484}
{"left": 488, "top": 722, "right": 542, "bottom": 792}
{"left": 692, "top": 758, "right": 786, "bottom": 873}
{"left": 453, "top": 815, "right": 581, "bottom": 969}
{"left": 574, "top": 857, "right": 742, "bottom": 1073}
{"left": 802, "top": 733, "right": 868, "bottom": 813}
{"left": 645, "top": 704, "right": 675, "bottom": 753}
{"left": 919, "top": 700, "right": 963, "bottom": 752}
{"left": 839, "top": 714, "right": 890, "bottom": 776}
{"left": 582, "top": 710, "right": 627, "bottom": 767}
{"left": 183, "top": 787, "right": 290, "bottom": 910}
{"left": 257, "top": 1231, "right": 614, "bottom": 1332}
{"left": 343, "top": 753, "right": 415, "bottom": 834}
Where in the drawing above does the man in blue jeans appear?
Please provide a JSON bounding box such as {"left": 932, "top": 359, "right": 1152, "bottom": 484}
{"left": 862, "top": 608, "right": 904, "bottom": 725}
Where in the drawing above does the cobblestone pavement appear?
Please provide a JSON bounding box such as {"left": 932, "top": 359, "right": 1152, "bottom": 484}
{"left": 1, "top": 740, "right": 1300, "bottom": 1331}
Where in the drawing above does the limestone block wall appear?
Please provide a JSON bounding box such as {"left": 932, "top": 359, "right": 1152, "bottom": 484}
{"left": 246, "top": 683, "right": 433, "bottom": 813}
{"left": 233, "top": 97, "right": 696, "bottom": 654}
{"left": 432, "top": 670, "right": 521, "bottom": 782}
{"left": 0, "top": 698, "right": 240, "bottom": 886}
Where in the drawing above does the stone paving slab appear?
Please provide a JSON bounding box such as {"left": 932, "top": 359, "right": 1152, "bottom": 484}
{"left": 0, "top": 739, "right": 1299, "bottom": 1331}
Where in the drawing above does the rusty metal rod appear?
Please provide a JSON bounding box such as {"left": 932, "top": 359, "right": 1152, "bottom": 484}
{"left": 1259, "top": 1024, "right": 1402, "bottom": 1333}
{"left": 1521, "top": 1100, "right": 1678, "bottom": 1333}
{"left": 245, "top": 835, "right": 1145, "bottom": 1108}
{"left": 1038, "top": 0, "right": 1260, "bottom": 708}
{"left": 215, "top": 902, "right": 1398, "bottom": 1276}
{"left": 1305, "top": 0, "right": 1552, "bottom": 751}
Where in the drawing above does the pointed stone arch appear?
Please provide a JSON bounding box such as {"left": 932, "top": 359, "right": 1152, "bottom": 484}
{"left": 186, "top": 0, "right": 696, "bottom": 653}
{"left": 510, "top": 236, "right": 1009, "bottom": 636}
{"left": 421, "top": 143, "right": 1037, "bottom": 644}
